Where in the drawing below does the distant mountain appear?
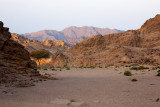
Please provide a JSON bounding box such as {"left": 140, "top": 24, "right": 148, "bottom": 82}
{"left": 22, "top": 26, "right": 124, "bottom": 42}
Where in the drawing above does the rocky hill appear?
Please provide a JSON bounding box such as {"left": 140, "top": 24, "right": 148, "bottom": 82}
{"left": 45, "top": 14, "right": 160, "bottom": 67}
{"left": 22, "top": 26, "right": 124, "bottom": 45}
{"left": 0, "top": 21, "right": 42, "bottom": 86}
{"left": 65, "top": 14, "right": 160, "bottom": 66}
{"left": 11, "top": 15, "right": 160, "bottom": 67}
{"left": 11, "top": 34, "right": 69, "bottom": 54}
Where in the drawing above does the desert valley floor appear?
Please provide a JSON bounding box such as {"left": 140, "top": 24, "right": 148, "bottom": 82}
{"left": 0, "top": 66, "right": 160, "bottom": 107}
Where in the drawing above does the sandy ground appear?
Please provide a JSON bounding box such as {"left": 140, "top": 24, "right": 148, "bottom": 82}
{"left": 0, "top": 66, "right": 160, "bottom": 107}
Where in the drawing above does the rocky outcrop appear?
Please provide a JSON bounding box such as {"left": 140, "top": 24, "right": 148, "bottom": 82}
{"left": 50, "top": 52, "right": 68, "bottom": 66}
{"left": 0, "top": 21, "right": 41, "bottom": 86}
{"left": 11, "top": 33, "right": 69, "bottom": 53}
{"left": 35, "top": 51, "right": 68, "bottom": 67}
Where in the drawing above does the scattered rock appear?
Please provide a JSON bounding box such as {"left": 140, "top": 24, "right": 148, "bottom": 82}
{"left": 156, "top": 98, "right": 159, "bottom": 102}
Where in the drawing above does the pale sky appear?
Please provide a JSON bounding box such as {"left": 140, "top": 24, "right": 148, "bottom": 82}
{"left": 0, "top": 0, "right": 160, "bottom": 34}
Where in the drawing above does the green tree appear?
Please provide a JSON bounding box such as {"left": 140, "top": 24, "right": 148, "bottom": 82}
{"left": 29, "top": 50, "right": 50, "bottom": 65}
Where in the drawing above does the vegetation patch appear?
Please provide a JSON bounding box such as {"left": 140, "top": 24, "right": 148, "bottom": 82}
{"left": 44, "top": 73, "right": 51, "bottom": 77}
{"left": 156, "top": 73, "right": 160, "bottom": 76}
{"left": 88, "top": 66, "right": 96, "bottom": 69}
{"left": 125, "top": 65, "right": 131, "bottom": 67}
{"left": 130, "top": 66, "right": 149, "bottom": 70}
{"left": 157, "top": 70, "right": 160, "bottom": 73}
{"left": 70, "top": 99, "right": 75, "bottom": 102}
{"left": 43, "top": 68, "right": 48, "bottom": 70}
{"left": 131, "top": 78, "right": 138, "bottom": 82}
{"left": 98, "top": 66, "right": 103, "bottom": 68}
{"left": 51, "top": 68, "right": 57, "bottom": 71}
{"left": 65, "top": 66, "right": 70, "bottom": 70}
{"left": 56, "top": 66, "right": 62, "bottom": 68}
{"left": 124, "top": 71, "right": 132, "bottom": 76}
{"left": 29, "top": 50, "right": 50, "bottom": 65}
{"left": 37, "top": 67, "right": 41, "bottom": 69}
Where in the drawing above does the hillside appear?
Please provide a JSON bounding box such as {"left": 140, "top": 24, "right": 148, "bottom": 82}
{"left": 22, "top": 26, "right": 124, "bottom": 45}
{"left": 66, "top": 15, "right": 160, "bottom": 66}
{"left": 43, "top": 14, "right": 160, "bottom": 67}
{"left": 12, "top": 15, "right": 160, "bottom": 67}
{"left": 11, "top": 34, "right": 69, "bottom": 54}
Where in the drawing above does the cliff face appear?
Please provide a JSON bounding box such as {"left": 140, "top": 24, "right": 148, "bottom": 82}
{"left": 0, "top": 21, "right": 40, "bottom": 86}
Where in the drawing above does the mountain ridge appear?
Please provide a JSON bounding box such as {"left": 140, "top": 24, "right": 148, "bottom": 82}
{"left": 22, "top": 26, "right": 124, "bottom": 42}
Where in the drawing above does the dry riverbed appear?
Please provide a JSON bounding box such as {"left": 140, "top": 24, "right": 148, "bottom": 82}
{"left": 0, "top": 65, "right": 160, "bottom": 107}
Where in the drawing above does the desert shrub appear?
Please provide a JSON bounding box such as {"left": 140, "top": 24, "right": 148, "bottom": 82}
{"left": 37, "top": 67, "right": 41, "bottom": 69}
{"left": 30, "top": 50, "right": 50, "bottom": 65}
{"left": 156, "top": 73, "right": 160, "bottom": 76}
{"left": 16, "top": 84, "right": 28, "bottom": 88}
{"left": 137, "top": 66, "right": 149, "bottom": 70}
{"left": 125, "top": 65, "right": 131, "bottom": 67}
{"left": 66, "top": 66, "right": 70, "bottom": 70}
{"left": 43, "top": 68, "right": 48, "bottom": 70}
{"left": 157, "top": 70, "right": 160, "bottom": 73}
{"left": 131, "top": 64, "right": 139, "bottom": 66}
{"left": 44, "top": 73, "right": 51, "bottom": 76}
{"left": 79, "top": 66, "right": 83, "bottom": 69}
{"left": 130, "top": 66, "right": 149, "bottom": 70}
{"left": 124, "top": 71, "right": 132, "bottom": 76}
{"left": 98, "top": 66, "right": 103, "bottom": 68}
{"left": 131, "top": 78, "right": 138, "bottom": 82}
{"left": 88, "top": 66, "right": 96, "bottom": 69}
{"left": 51, "top": 68, "right": 57, "bottom": 71}
{"left": 70, "top": 99, "right": 75, "bottom": 102}
{"left": 56, "top": 66, "right": 62, "bottom": 68}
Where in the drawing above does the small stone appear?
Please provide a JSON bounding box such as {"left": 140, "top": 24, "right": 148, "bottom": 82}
{"left": 156, "top": 98, "right": 159, "bottom": 102}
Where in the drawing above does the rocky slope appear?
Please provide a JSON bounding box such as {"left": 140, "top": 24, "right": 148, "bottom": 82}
{"left": 65, "top": 15, "right": 160, "bottom": 66}
{"left": 0, "top": 21, "right": 43, "bottom": 86}
{"left": 22, "top": 26, "right": 124, "bottom": 45}
{"left": 11, "top": 33, "right": 69, "bottom": 54}
{"left": 11, "top": 15, "right": 160, "bottom": 67}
